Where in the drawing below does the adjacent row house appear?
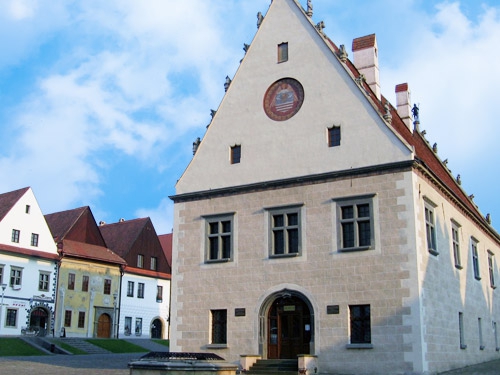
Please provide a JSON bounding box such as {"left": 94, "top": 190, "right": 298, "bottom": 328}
{"left": 0, "top": 187, "right": 171, "bottom": 340}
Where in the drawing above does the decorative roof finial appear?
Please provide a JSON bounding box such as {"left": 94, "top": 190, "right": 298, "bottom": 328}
{"left": 192, "top": 137, "right": 201, "bottom": 155}
{"left": 486, "top": 214, "right": 491, "bottom": 224}
{"left": 383, "top": 102, "right": 392, "bottom": 124}
{"left": 432, "top": 143, "right": 438, "bottom": 153}
{"left": 224, "top": 76, "right": 232, "bottom": 92}
{"left": 315, "top": 21, "right": 325, "bottom": 36}
{"left": 412, "top": 103, "right": 420, "bottom": 131}
{"left": 257, "top": 12, "right": 264, "bottom": 28}
{"left": 306, "top": 0, "right": 313, "bottom": 17}
{"left": 243, "top": 43, "right": 250, "bottom": 53}
{"left": 338, "top": 44, "right": 348, "bottom": 63}
{"left": 456, "top": 174, "right": 461, "bottom": 185}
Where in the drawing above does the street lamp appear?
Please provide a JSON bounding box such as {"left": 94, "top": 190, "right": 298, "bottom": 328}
{"left": 0, "top": 283, "right": 7, "bottom": 334}
{"left": 113, "top": 292, "right": 118, "bottom": 338}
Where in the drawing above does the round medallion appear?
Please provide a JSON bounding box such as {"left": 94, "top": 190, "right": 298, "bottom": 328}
{"left": 263, "top": 78, "right": 304, "bottom": 121}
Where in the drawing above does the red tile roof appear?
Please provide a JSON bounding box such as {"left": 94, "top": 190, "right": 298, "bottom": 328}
{"left": 59, "top": 239, "right": 126, "bottom": 265}
{"left": 0, "top": 187, "right": 29, "bottom": 222}
{"left": 99, "top": 218, "right": 150, "bottom": 257}
{"left": 158, "top": 233, "right": 172, "bottom": 268}
{"left": 45, "top": 207, "right": 88, "bottom": 241}
{"left": 124, "top": 265, "right": 171, "bottom": 280}
{"left": 0, "top": 243, "right": 59, "bottom": 260}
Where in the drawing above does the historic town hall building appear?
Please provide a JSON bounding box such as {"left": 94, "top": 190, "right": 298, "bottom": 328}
{"left": 169, "top": 1, "right": 500, "bottom": 374}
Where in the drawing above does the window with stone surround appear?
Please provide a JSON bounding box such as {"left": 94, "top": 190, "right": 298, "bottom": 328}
{"left": 348, "top": 304, "right": 372, "bottom": 348}
{"left": 334, "top": 195, "right": 375, "bottom": 252}
{"left": 488, "top": 251, "right": 496, "bottom": 289}
{"left": 210, "top": 309, "right": 227, "bottom": 345}
{"left": 471, "top": 237, "right": 480, "bottom": 280}
{"left": 424, "top": 198, "right": 438, "bottom": 255}
{"left": 278, "top": 42, "right": 288, "bottom": 63}
{"left": 451, "top": 220, "right": 462, "bottom": 269}
{"left": 267, "top": 205, "right": 302, "bottom": 257}
{"left": 204, "top": 213, "right": 234, "bottom": 262}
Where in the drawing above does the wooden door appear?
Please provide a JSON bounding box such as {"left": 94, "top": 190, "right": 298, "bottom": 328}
{"left": 97, "top": 313, "right": 111, "bottom": 338}
{"left": 267, "top": 296, "right": 311, "bottom": 359}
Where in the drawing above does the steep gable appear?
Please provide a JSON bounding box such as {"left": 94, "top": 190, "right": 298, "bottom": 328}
{"left": 0, "top": 187, "right": 57, "bottom": 254}
{"left": 176, "top": 0, "right": 413, "bottom": 195}
{"left": 100, "top": 217, "right": 171, "bottom": 274}
{"left": 0, "top": 187, "right": 29, "bottom": 222}
{"left": 45, "top": 206, "right": 107, "bottom": 246}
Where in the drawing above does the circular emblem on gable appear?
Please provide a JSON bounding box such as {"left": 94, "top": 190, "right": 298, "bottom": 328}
{"left": 263, "top": 78, "right": 304, "bottom": 121}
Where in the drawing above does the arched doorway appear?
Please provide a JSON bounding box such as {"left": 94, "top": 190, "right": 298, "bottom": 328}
{"left": 151, "top": 318, "right": 162, "bottom": 339}
{"left": 262, "top": 291, "right": 313, "bottom": 359}
{"left": 30, "top": 307, "right": 49, "bottom": 336}
{"left": 97, "top": 313, "right": 111, "bottom": 338}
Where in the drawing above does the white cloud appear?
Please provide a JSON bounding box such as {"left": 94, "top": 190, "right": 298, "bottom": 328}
{"left": 382, "top": 2, "right": 500, "bottom": 167}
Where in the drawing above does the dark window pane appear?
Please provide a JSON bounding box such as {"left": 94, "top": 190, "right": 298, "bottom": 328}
{"left": 273, "top": 214, "right": 284, "bottom": 228}
{"left": 358, "top": 221, "right": 371, "bottom": 247}
{"left": 342, "top": 222, "right": 354, "bottom": 248}
{"left": 357, "top": 204, "right": 370, "bottom": 218}
{"left": 209, "top": 222, "right": 219, "bottom": 234}
{"left": 288, "top": 228, "right": 299, "bottom": 253}
{"left": 209, "top": 237, "right": 219, "bottom": 259}
{"left": 221, "top": 220, "right": 231, "bottom": 233}
{"left": 341, "top": 206, "right": 353, "bottom": 220}
{"left": 287, "top": 213, "right": 298, "bottom": 226}
{"left": 274, "top": 231, "right": 285, "bottom": 254}
{"left": 221, "top": 235, "right": 231, "bottom": 259}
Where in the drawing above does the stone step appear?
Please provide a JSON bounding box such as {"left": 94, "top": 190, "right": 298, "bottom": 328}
{"left": 246, "top": 359, "right": 298, "bottom": 375}
{"left": 57, "top": 338, "right": 111, "bottom": 354}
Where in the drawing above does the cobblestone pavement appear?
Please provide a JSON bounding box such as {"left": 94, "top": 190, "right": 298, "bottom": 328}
{"left": 437, "top": 358, "right": 500, "bottom": 375}
{"left": 0, "top": 353, "right": 137, "bottom": 375}
{"left": 0, "top": 354, "right": 499, "bottom": 375}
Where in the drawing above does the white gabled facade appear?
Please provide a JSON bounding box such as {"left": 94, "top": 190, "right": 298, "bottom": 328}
{"left": 0, "top": 187, "right": 58, "bottom": 337}
{"left": 119, "top": 270, "right": 170, "bottom": 340}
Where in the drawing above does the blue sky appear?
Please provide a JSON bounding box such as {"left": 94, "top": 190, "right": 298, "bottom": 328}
{"left": 0, "top": 0, "right": 499, "bottom": 234}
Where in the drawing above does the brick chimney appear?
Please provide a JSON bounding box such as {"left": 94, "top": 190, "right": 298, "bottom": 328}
{"left": 395, "top": 83, "right": 412, "bottom": 131}
{"left": 352, "top": 34, "right": 380, "bottom": 101}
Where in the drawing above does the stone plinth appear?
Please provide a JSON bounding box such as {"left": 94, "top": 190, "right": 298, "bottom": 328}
{"left": 129, "top": 352, "right": 238, "bottom": 375}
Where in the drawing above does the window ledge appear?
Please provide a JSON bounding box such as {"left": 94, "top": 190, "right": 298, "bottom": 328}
{"left": 270, "top": 253, "right": 300, "bottom": 259}
{"left": 207, "top": 344, "right": 228, "bottom": 349}
{"left": 475, "top": 276, "right": 482, "bottom": 281}
{"left": 428, "top": 248, "right": 439, "bottom": 256}
{"left": 346, "top": 343, "right": 373, "bottom": 350}
{"left": 460, "top": 344, "right": 467, "bottom": 350}
{"left": 480, "top": 345, "right": 485, "bottom": 351}
{"left": 339, "top": 246, "right": 372, "bottom": 253}
{"left": 206, "top": 258, "right": 231, "bottom": 264}
{"left": 455, "top": 265, "right": 463, "bottom": 270}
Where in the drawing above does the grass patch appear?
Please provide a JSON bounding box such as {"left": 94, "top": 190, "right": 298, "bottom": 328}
{"left": 152, "top": 339, "right": 169, "bottom": 347}
{"left": 86, "top": 339, "right": 148, "bottom": 353}
{"left": 0, "top": 338, "right": 45, "bottom": 356}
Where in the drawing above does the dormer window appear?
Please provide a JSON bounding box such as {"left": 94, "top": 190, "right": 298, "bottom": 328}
{"left": 278, "top": 42, "right": 288, "bottom": 63}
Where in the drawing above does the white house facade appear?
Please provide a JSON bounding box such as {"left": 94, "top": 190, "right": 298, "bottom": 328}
{"left": 0, "top": 187, "right": 58, "bottom": 337}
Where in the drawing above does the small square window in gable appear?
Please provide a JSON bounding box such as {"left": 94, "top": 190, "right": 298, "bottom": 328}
{"left": 230, "top": 145, "right": 241, "bottom": 164}
{"left": 278, "top": 42, "right": 288, "bottom": 63}
{"left": 328, "top": 126, "right": 341, "bottom": 147}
